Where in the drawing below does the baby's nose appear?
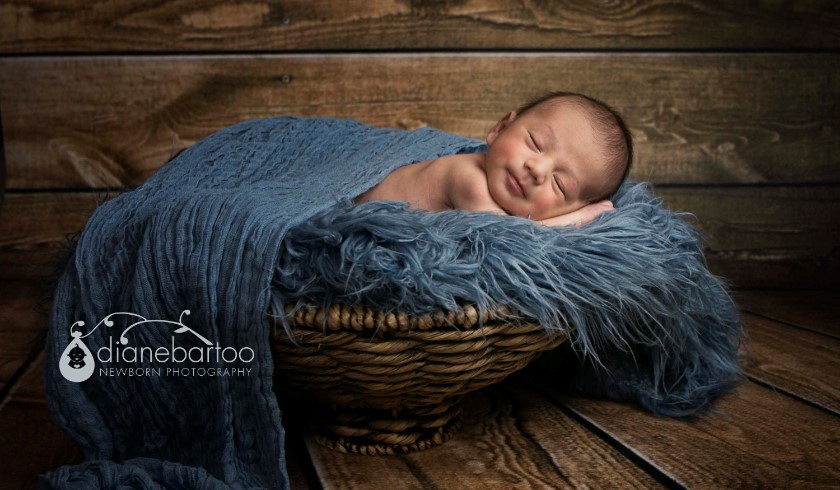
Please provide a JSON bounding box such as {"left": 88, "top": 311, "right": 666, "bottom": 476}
{"left": 527, "top": 156, "right": 553, "bottom": 182}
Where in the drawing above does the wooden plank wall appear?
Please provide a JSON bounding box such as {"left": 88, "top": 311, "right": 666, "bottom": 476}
{"left": 1, "top": 2, "right": 838, "bottom": 290}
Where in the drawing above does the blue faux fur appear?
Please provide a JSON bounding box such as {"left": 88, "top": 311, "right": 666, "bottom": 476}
{"left": 272, "top": 181, "right": 745, "bottom": 418}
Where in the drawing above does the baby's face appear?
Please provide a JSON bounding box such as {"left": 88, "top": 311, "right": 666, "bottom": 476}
{"left": 482, "top": 100, "right": 612, "bottom": 220}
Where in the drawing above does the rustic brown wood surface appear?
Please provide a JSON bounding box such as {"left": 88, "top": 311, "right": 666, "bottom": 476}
{"left": 0, "top": 275, "right": 85, "bottom": 488}
{"left": 1, "top": 0, "right": 839, "bottom": 53}
{"left": 660, "top": 186, "right": 840, "bottom": 289}
{"left": 741, "top": 312, "right": 840, "bottom": 415}
{"left": 0, "top": 192, "right": 103, "bottom": 279}
{"left": 303, "top": 382, "right": 661, "bottom": 489}
{"left": 0, "top": 351, "right": 86, "bottom": 489}
{"left": 284, "top": 426, "right": 321, "bottom": 490}
{"left": 734, "top": 290, "right": 840, "bottom": 338}
{"left": 3, "top": 187, "right": 837, "bottom": 289}
{"left": 1, "top": 54, "right": 837, "bottom": 190}
{"left": 1, "top": 109, "right": 5, "bottom": 205}
{"left": 0, "top": 280, "right": 45, "bottom": 391}
{"left": 531, "top": 379, "right": 840, "bottom": 489}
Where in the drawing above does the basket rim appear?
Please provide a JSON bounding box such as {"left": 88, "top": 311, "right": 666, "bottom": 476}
{"left": 269, "top": 302, "right": 542, "bottom": 334}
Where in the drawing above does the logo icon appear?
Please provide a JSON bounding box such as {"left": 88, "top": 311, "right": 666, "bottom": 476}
{"left": 59, "top": 326, "right": 96, "bottom": 383}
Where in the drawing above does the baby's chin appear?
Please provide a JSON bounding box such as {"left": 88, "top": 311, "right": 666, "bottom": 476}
{"left": 488, "top": 186, "right": 528, "bottom": 218}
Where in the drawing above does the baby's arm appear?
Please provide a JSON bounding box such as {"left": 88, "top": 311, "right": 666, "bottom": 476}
{"left": 537, "top": 200, "right": 615, "bottom": 228}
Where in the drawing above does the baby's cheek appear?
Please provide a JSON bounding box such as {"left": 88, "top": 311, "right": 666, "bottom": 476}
{"left": 531, "top": 195, "right": 558, "bottom": 218}
{"left": 493, "top": 189, "right": 525, "bottom": 216}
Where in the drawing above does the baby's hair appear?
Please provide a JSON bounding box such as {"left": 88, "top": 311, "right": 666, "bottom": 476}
{"left": 516, "top": 91, "right": 634, "bottom": 201}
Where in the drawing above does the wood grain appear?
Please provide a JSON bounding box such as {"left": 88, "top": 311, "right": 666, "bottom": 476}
{"left": 660, "top": 186, "right": 840, "bottom": 289}
{"left": 734, "top": 291, "right": 840, "bottom": 338}
{"left": 304, "top": 380, "right": 661, "bottom": 489}
{"left": 0, "top": 298, "right": 85, "bottom": 488}
{"left": 1, "top": 1, "right": 839, "bottom": 53}
{"left": 0, "top": 280, "right": 46, "bottom": 392}
{"left": 532, "top": 380, "right": 840, "bottom": 488}
{"left": 284, "top": 427, "right": 321, "bottom": 490}
{"left": 0, "top": 192, "right": 101, "bottom": 279}
{"left": 741, "top": 312, "right": 840, "bottom": 414}
{"left": 0, "top": 351, "right": 85, "bottom": 489}
{"left": 0, "top": 399, "right": 86, "bottom": 488}
{"left": 1, "top": 108, "right": 5, "bottom": 206}
{"left": 1, "top": 54, "right": 837, "bottom": 189}
{"left": 3, "top": 340, "right": 48, "bottom": 403}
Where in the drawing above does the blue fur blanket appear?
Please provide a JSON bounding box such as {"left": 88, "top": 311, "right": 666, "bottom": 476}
{"left": 40, "top": 116, "right": 743, "bottom": 489}
{"left": 275, "top": 185, "right": 744, "bottom": 416}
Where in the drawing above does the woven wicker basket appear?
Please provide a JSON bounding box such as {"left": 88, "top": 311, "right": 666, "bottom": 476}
{"left": 270, "top": 303, "right": 566, "bottom": 455}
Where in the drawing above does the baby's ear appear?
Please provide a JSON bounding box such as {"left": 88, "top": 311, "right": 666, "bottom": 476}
{"left": 486, "top": 111, "right": 517, "bottom": 144}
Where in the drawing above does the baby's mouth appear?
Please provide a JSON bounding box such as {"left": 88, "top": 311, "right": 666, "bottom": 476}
{"left": 507, "top": 171, "right": 525, "bottom": 198}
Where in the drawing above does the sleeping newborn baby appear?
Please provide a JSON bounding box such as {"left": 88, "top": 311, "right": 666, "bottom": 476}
{"left": 354, "top": 91, "right": 633, "bottom": 228}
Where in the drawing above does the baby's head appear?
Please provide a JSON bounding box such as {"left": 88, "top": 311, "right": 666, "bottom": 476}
{"left": 482, "top": 91, "right": 633, "bottom": 220}
{"left": 516, "top": 92, "right": 634, "bottom": 197}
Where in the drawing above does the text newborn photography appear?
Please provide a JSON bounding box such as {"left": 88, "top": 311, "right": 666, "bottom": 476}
{"left": 59, "top": 310, "right": 255, "bottom": 383}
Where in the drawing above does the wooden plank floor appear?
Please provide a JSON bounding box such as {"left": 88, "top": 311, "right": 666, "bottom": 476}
{"left": 1, "top": 289, "right": 838, "bottom": 489}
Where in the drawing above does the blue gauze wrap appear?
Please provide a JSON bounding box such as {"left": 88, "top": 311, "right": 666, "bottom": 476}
{"left": 41, "top": 116, "right": 485, "bottom": 489}
{"left": 40, "top": 116, "right": 743, "bottom": 489}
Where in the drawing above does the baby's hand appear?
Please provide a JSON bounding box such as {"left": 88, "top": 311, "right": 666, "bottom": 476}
{"left": 537, "top": 200, "right": 615, "bottom": 228}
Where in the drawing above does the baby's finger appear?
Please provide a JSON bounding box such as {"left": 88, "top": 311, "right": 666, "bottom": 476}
{"left": 574, "top": 202, "right": 614, "bottom": 227}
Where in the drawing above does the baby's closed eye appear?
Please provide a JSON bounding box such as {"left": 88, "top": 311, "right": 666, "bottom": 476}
{"left": 528, "top": 132, "right": 541, "bottom": 152}
{"left": 553, "top": 174, "right": 564, "bottom": 193}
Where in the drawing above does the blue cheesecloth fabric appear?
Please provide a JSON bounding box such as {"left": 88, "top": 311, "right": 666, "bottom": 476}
{"left": 40, "top": 116, "right": 486, "bottom": 489}
{"left": 39, "top": 115, "right": 744, "bottom": 489}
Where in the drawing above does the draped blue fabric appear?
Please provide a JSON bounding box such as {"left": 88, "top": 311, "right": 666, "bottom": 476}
{"left": 41, "top": 117, "right": 484, "bottom": 489}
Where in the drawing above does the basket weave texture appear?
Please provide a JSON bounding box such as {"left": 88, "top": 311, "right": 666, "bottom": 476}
{"left": 270, "top": 303, "right": 566, "bottom": 455}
